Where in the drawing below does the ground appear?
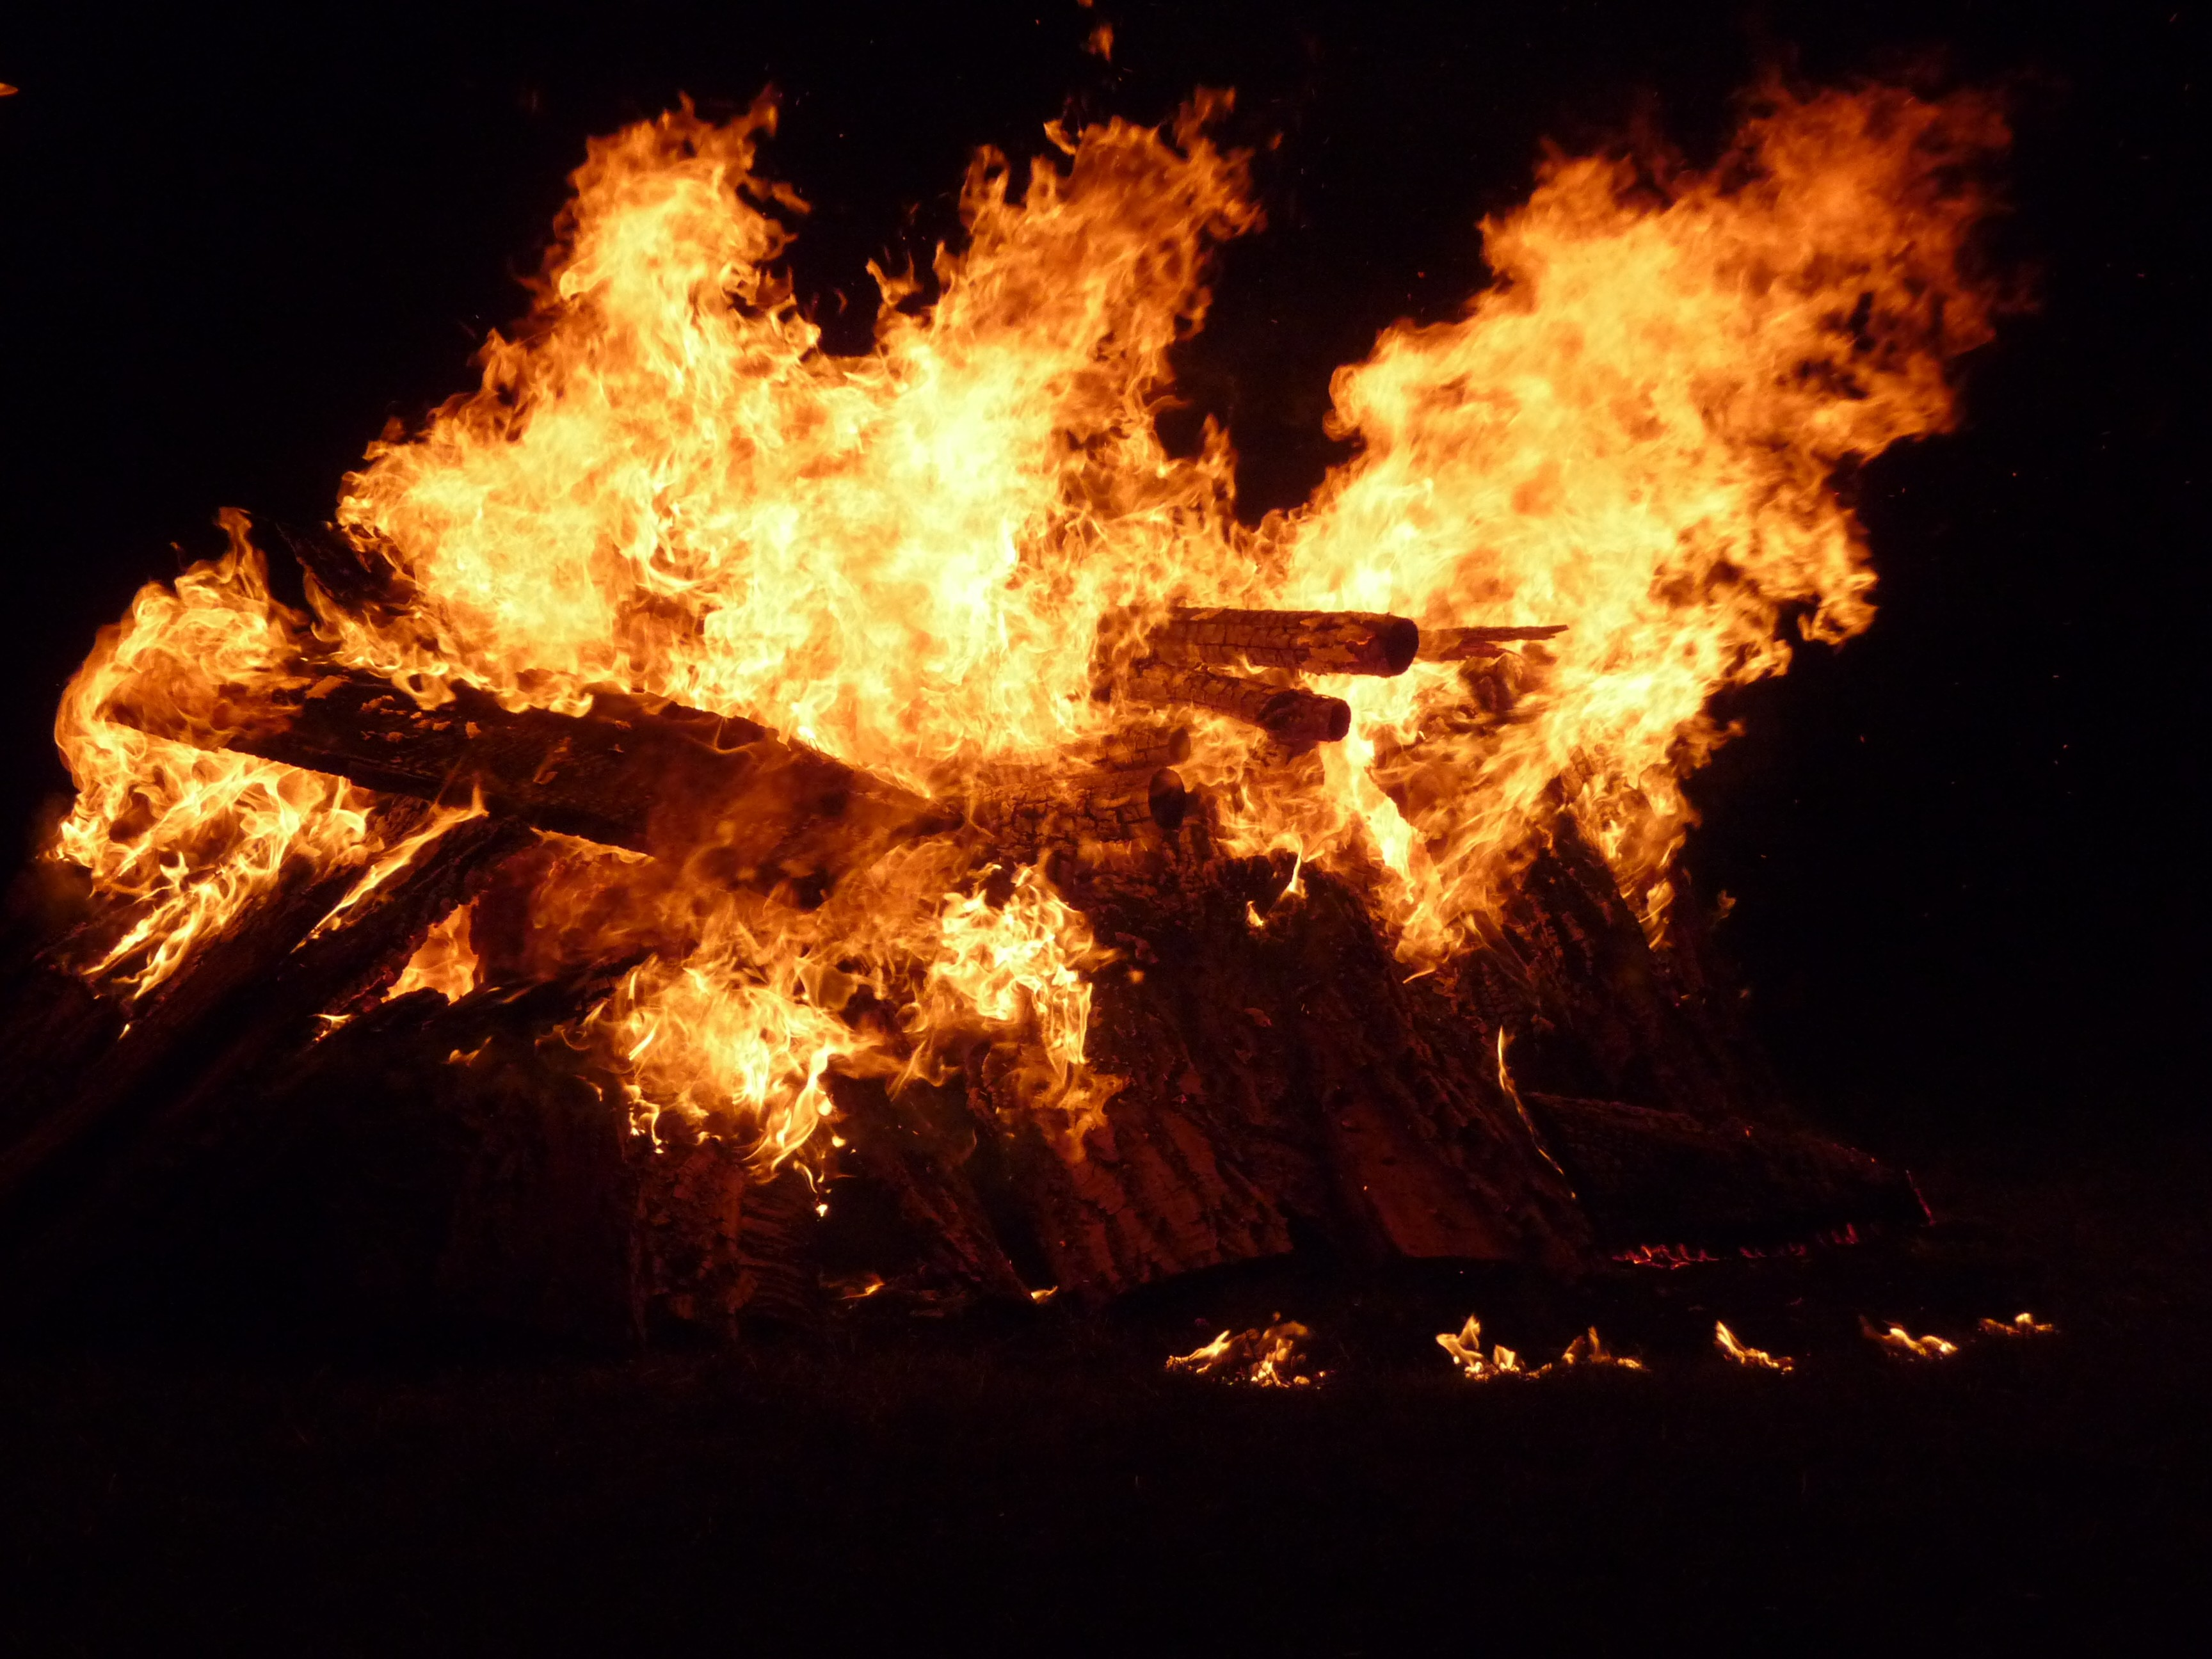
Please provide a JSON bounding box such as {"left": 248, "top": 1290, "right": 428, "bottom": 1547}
{"left": 0, "top": 1111, "right": 2203, "bottom": 1653}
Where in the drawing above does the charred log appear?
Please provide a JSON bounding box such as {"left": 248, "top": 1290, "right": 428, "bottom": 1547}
{"left": 1118, "top": 660, "right": 1350, "bottom": 746}
{"left": 969, "top": 765, "right": 1190, "bottom": 864}
{"left": 0, "top": 796, "right": 441, "bottom": 1221}
{"left": 1419, "top": 623, "right": 1566, "bottom": 661}
{"left": 825, "top": 1073, "right": 1032, "bottom": 1305}
{"left": 103, "top": 665, "right": 954, "bottom": 888}
{"left": 1142, "top": 607, "right": 1420, "bottom": 677}
{"left": 0, "top": 808, "right": 541, "bottom": 1321}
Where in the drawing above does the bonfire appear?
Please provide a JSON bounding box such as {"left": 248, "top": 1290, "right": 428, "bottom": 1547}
{"left": 0, "top": 81, "right": 2002, "bottom": 1339}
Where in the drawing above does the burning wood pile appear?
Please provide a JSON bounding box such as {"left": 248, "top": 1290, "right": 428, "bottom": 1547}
{"left": 0, "top": 83, "right": 2002, "bottom": 1340}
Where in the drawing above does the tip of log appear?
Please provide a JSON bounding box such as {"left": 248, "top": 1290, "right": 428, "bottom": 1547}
{"left": 1148, "top": 768, "right": 1190, "bottom": 832}
{"left": 1262, "top": 690, "right": 1351, "bottom": 746}
{"left": 1375, "top": 616, "right": 1420, "bottom": 675}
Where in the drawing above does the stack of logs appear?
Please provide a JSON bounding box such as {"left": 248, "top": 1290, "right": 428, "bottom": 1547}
{"left": 0, "top": 527, "right": 1921, "bottom": 1342}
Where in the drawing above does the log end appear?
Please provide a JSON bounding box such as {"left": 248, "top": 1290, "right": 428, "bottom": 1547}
{"left": 1148, "top": 768, "right": 1190, "bottom": 832}
{"left": 1261, "top": 691, "right": 1351, "bottom": 746}
{"left": 1375, "top": 615, "right": 1420, "bottom": 676}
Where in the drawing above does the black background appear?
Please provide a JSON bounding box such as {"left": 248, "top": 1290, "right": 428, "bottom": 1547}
{"left": 0, "top": 0, "right": 2202, "bottom": 1141}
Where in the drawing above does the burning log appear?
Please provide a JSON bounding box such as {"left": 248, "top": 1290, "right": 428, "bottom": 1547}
{"left": 1142, "top": 607, "right": 1420, "bottom": 677}
{"left": 1064, "top": 720, "right": 1191, "bottom": 773}
{"left": 102, "top": 665, "right": 952, "bottom": 889}
{"left": 1118, "top": 660, "right": 1350, "bottom": 746}
{"left": 1418, "top": 623, "right": 1566, "bottom": 662}
{"left": 968, "top": 765, "right": 1190, "bottom": 863}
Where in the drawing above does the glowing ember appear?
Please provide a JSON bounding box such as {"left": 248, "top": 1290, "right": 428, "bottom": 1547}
{"left": 1713, "top": 1321, "right": 1793, "bottom": 1372}
{"left": 1979, "top": 1311, "right": 2056, "bottom": 1338}
{"left": 46, "top": 79, "right": 2005, "bottom": 1183}
{"left": 1862, "top": 1318, "right": 1959, "bottom": 1360}
{"left": 1167, "top": 1318, "right": 1324, "bottom": 1387}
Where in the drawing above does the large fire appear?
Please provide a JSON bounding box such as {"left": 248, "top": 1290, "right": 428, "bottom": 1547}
{"left": 49, "top": 82, "right": 2003, "bottom": 1178}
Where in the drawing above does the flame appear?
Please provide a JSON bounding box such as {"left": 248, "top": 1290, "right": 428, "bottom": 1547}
{"left": 914, "top": 864, "right": 1122, "bottom": 1147}
{"left": 47, "top": 83, "right": 2005, "bottom": 1176}
{"left": 385, "top": 904, "right": 481, "bottom": 1003}
{"left": 1978, "top": 1311, "right": 2055, "bottom": 1338}
{"left": 1714, "top": 1320, "right": 1793, "bottom": 1372}
{"left": 51, "top": 512, "right": 380, "bottom": 995}
{"left": 1166, "top": 1318, "right": 1324, "bottom": 1387}
{"left": 1439, "top": 1315, "right": 1643, "bottom": 1380}
{"left": 1863, "top": 1318, "right": 1958, "bottom": 1359}
{"left": 1437, "top": 1314, "right": 1523, "bottom": 1381}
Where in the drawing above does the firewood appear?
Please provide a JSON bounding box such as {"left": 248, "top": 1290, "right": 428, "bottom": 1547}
{"left": 0, "top": 808, "right": 541, "bottom": 1321}
{"left": 982, "top": 853, "right": 1592, "bottom": 1302}
{"left": 1118, "top": 660, "right": 1350, "bottom": 745}
{"left": 825, "top": 1073, "right": 1032, "bottom": 1304}
{"left": 1418, "top": 623, "right": 1566, "bottom": 661}
{"left": 968, "top": 765, "right": 1190, "bottom": 863}
{"left": 1519, "top": 1092, "right": 1925, "bottom": 1249}
{"left": 0, "top": 796, "right": 438, "bottom": 1221}
{"left": 102, "top": 664, "right": 954, "bottom": 888}
{"left": 1064, "top": 720, "right": 1192, "bottom": 773}
{"left": 1142, "top": 607, "right": 1420, "bottom": 677}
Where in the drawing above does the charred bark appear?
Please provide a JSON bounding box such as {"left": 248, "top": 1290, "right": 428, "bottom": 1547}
{"left": 103, "top": 664, "right": 954, "bottom": 890}
{"left": 1118, "top": 661, "right": 1350, "bottom": 746}
{"left": 968, "top": 765, "right": 1190, "bottom": 865}
{"left": 1142, "top": 607, "right": 1420, "bottom": 677}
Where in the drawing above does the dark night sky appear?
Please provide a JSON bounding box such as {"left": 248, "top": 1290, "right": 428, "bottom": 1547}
{"left": 0, "top": 1, "right": 2201, "bottom": 1134}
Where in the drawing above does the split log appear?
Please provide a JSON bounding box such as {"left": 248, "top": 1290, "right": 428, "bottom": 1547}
{"left": 1118, "top": 661, "right": 1350, "bottom": 746}
{"left": 103, "top": 664, "right": 954, "bottom": 891}
{"left": 1451, "top": 810, "right": 1794, "bottom": 1131}
{"left": 1142, "top": 607, "right": 1420, "bottom": 677}
{"left": 0, "top": 796, "right": 440, "bottom": 1221}
{"left": 0, "top": 808, "right": 541, "bottom": 1321}
{"left": 1419, "top": 623, "right": 1565, "bottom": 661}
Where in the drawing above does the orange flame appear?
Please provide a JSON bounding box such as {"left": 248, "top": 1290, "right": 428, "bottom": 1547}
{"left": 1439, "top": 1315, "right": 1644, "bottom": 1380}
{"left": 1714, "top": 1320, "right": 1793, "bottom": 1372}
{"left": 1166, "top": 1318, "right": 1324, "bottom": 1387}
{"left": 1863, "top": 1317, "right": 1959, "bottom": 1359}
